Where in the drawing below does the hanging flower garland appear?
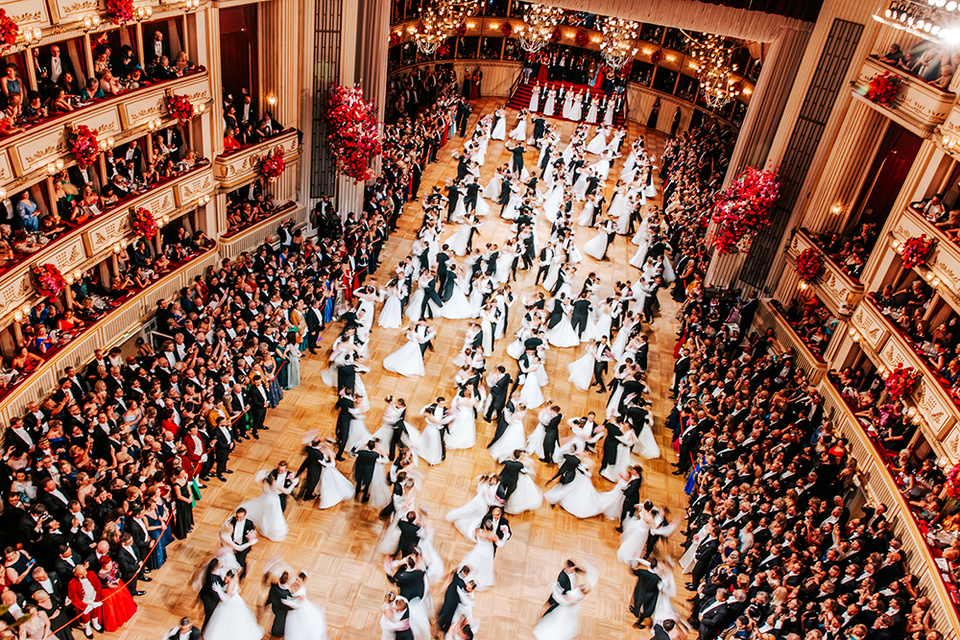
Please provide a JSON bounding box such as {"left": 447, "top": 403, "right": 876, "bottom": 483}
{"left": 650, "top": 49, "right": 663, "bottom": 66}
{"left": 866, "top": 71, "right": 902, "bottom": 108}
{"left": 710, "top": 166, "right": 781, "bottom": 254}
{"left": 167, "top": 94, "right": 194, "bottom": 125}
{"left": 795, "top": 248, "right": 824, "bottom": 284}
{"left": 575, "top": 30, "right": 588, "bottom": 48}
{"left": 324, "top": 84, "right": 382, "bottom": 183}
{"left": 885, "top": 364, "right": 920, "bottom": 401}
{"left": 500, "top": 22, "right": 513, "bottom": 38}
{"left": 260, "top": 148, "right": 285, "bottom": 182}
{"left": 389, "top": 31, "right": 401, "bottom": 47}
{"left": 31, "top": 264, "right": 66, "bottom": 300}
{"left": 902, "top": 234, "right": 936, "bottom": 270}
{"left": 68, "top": 125, "right": 100, "bottom": 170}
{"left": 131, "top": 207, "right": 157, "bottom": 239}
{"left": 105, "top": 0, "right": 134, "bottom": 24}
{"left": 946, "top": 462, "right": 960, "bottom": 499}
{"left": 0, "top": 10, "right": 19, "bottom": 54}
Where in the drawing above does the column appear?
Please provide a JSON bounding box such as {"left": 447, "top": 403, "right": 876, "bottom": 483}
{"left": 772, "top": 260, "right": 802, "bottom": 304}
{"left": 355, "top": 0, "right": 390, "bottom": 123}
{"left": 802, "top": 100, "right": 888, "bottom": 234}
{"left": 260, "top": 0, "right": 301, "bottom": 129}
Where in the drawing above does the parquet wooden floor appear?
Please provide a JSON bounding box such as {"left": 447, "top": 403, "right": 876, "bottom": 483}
{"left": 112, "top": 98, "right": 692, "bottom": 640}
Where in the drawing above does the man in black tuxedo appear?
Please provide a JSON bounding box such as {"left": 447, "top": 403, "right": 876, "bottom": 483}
{"left": 352, "top": 439, "right": 383, "bottom": 502}
{"left": 295, "top": 438, "right": 324, "bottom": 500}
{"left": 437, "top": 567, "right": 472, "bottom": 633}
{"left": 531, "top": 116, "right": 547, "bottom": 143}
{"left": 464, "top": 178, "right": 481, "bottom": 213}
{"left": 266, "top": 572, "right": 293, "bottom": 637}
{"left": 642, "top": 276, "right": 662, "bottom": 324}
{"left": 212, "top": 416, "right": 234, "bottom": 481}
{"left": 198, "top": 559, "right": 224, "bottom": 632}
{"left": 267, "top": 462, "right": 296, "bottom": 511}
{"left": 485, "top": 366, "right": 512, "bottom": 423}
{"left": 497, "top": 452, "right": 525, "bottom": 500}
{"left": 445, "top": 182, "right": 461, "bottom": 222}
{"left": 629, "top": 557, "right": 661, "bottom": 629}
{"left": 634, "top": 334, "right": 649, "bottom": 371}
{"left": 441, "top": 266, "right": 458, "bottom": 302}
{"left": 436, "top": 246, "right": 450, "bottom": 291}
{"left": 547, "top": 453, "right": 580, "bottom": 487}
{"left": 456, "top": 101, "right": 472, "bottom": 137}
{"left": 392, "top": 557, "right": 426, "bottom": 602}
{"left": 334, "top": 388, "right": 355, "bottom": 461}
{"left": 397, "top": 512, "right": 422, "bottom": 558}
{"left": 337, "top": 352, "right": 358, "bottom": 392}
{"left": 505, "top": 142, "right": 525, "bottom": 175}
{"left": 688, "top": 531, "right": 720, "bottom": 588}
{"left": 618, "top": 466, "right": 644, "bottom": 528}
{"left": 305, "top": 299, "right": 325, "bottom": 354}
{"left": 115, "top": 532, "right": 147, "bottom": 596}
{"left": 226, "top": 508, "right": 257, "bottom": 578}
{"left": 670, "top": 348, "right": 691, "bottom": 398}
{"left": 543, "top": 560, "right": 579, "bottom": 615}
{"left": 421, "top": 274, "right": 444, "bottom": 318}
{"left": 498, "top": 177, "right": 513, "bottom": 214}
{"left": 164, "top": 617, "right": 201, "bottom": 640}
{"left": 697, "top": 590, "right": 729, "bottom": 640}
{"left": 651, "top": 620, "right": 675, "bottom": 640}
{"left": 571, "top": 294, "right": 591, "bottom": 337}
{"left": 248, "top": 376, "right": 269, "bottom": 439}
{"left": 542, "top": 405, "right": 562, "bottom": 463}
{"left": 480, "top": 506, "right": 511, "bottom": 554}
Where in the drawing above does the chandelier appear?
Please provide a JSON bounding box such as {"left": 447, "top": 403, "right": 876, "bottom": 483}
{"left": 873, "top": 0, "right": 957, "bottom": 43}
{"left": 688, "top": 34, "right": 741, "bottom": 108}
{"left": 437, "top": 0, "right": 480, "bottom": 31}
{"left": 414, "top": 5, "right": 445, "bottom": 55}
{"left": 599, "top": 17, "right": 639, "bottom": 71}
{"left": 516, "top": 3, "right": 565, "bottom": 54}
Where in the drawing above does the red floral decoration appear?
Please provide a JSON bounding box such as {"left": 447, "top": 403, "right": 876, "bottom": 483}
{"left": 105, "top": 0, "right": 134, "bottom": 24}
{"left": 575, "top": 30, "right": 588, "bottom": 48}
{"left": 131, "top": 207, "right": 157, "bottom": 239}
{"left": 325, "top": 85, "right": 382, "bottom": 182}
{"left": 167, "top": 94, "right": 194, "bottom": 125}
{"left": 550, "top": 27, "right": 562, "bottom": 43}
{"left": 389, "top": 31, "right": 401, "bottom": 47}
{"left": 437, "top": 43, "right": 451, "bottom": 59}
{"left": 946, "top": 462, "right": 960, "bottom": 499}
{"left": 650, "top": 49, "right": 663, "bottom": 66}
{"left": 710, "top": 166, "right": 781, "bottom": 254}
{"left": 866, "top": 71, "right": 902, "bottom": 108}
{"left": 69, "top": 125, "right": 100, "bottom": 170}
{"left": 260, "top": 149, "right": 285, "bottom": 182}
{"left": 902, "top": 234, "right": 935, "bottom": 270}
{"left": 31, "top": 264, "right": 66, "bottom": 300}
{"left": 500, "top": 22, "right": 513, "bottom": 37}
{"left": 618, "top": 60, "right": 633, "bottom": 80}
{"left": 456, "top": 22, "right": 466, "bottom": 37}
{"left": 885, "top": 364, "right": 920, "bottom": 400}
{"left": 0, "top": 10, "right": 19, "bottom": 54}
{"left": 794, "top": 248, "right": 824, "bottom": 284}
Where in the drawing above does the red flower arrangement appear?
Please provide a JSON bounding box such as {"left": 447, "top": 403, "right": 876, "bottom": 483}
{"left": 167, "top": 94, "right": 194, "bottom": 125}
{"left": 902, "top": 234, "right": 935, "bottom": 270}
{"left": 325, "top": 84, "right": 382, "bottom": 182}
{"left": 866, "top": 71, "right": 902, "bottom": 108}
{"left": 575, "top": 30, "right": 588, "bottom": 48}
{"left": 31, "top": 264, "right": 66, "bottom": 300}
{"left": 69, "top": 125, "right": 100, "bottom": 170}
{"left": 885, "top": 364, "right": 920, "bottom": 400}
{"left": 550, "top": 28, "right": 562, "bottom": 43}
{"left": 710, "top": 166, "right": 781, "bottom": 254}
{"left": 0, "top": 10, "right": 19, "bottom": 54}
{"left": 946, "top": 462, "right": 960, "bottom": 499}
{"left": 106, "top": 0, "right": 134, "bottom": 24}
{"left": 500, "top": 22, "right": 513, "bottom": 38}
{"left": 650, "top": 49, "right": 663, "bottom": 66}
{"left": 618, "top": 59, "right": 633, "bottom": 80}
{"left": 437, "top": 43, "right": 451, "bottom": 59}
{"left": 795, "top": 248, "right": 824, "bottom": 284}
{"left": 260, "top": 149, "right": 285, "bottom": 182}
{"left": 456, "top": 22, "right": 466, "bottom": 37}
{"left": 390, "top": 31, "right": 401, "bottom": 47}
{"left": 131, "top": 207, "right": 157, "bottom": 239}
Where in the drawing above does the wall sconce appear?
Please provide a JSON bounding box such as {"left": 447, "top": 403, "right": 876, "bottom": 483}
{"left": 112, "top": 242, "right": 121, "bottom": 254}
{"left": 847, "top": 327, "right": 861, "bottom": 342}
{"left": 13, "top": 310, "right": 22, "bottom": 322}
{"left": 159, "top": 215, "right": 170, "bottom": 227}
{"left": 406, "top": 26, "right": 416, "bottom": 34}
{"left": 46, "top": 159, "right": 64, "bottom": 174}
{"left": 197, "top": 195, "right": 211, "bottom": 206}
{"left": 944, "top": 135, "right": 958, "bottom": 151}
{"left": 183, "top": 0, "right": 200, "bottom": 11}
{"left": 266, "top": 94, "right": 277, "bottom": 107}
{"left": 99, "top": 137, "right": 115, "bottom": 151}
{"left": 743, "top": 87, "right": 752, "bottom": 95}
{"left": 591, "top": 36, "right": 601, "bottom": 43}
{"left": 666, "top": 54, "right": 676, "bottom": 62}
{"left": 799, "top": 281, "right": 808, "bottom": 291}
{"left": 72, "top": 269, "right": 81, "bottom": 280}
{"left": 0, "top": 188, "right": 6, "bottom": 200}
{"left": 136, "top": 6, "right": 153, "bottom": 20}
{"left": 830, "top": 203, "right": 843, "bottom": 215}
{"left": 197, "top": 102, "right": 206, "bottom": 114}
{"left": 65, "top": 272, "right": 75, "bottom": 285}
{"left": 565, "top": 30, "right": 575, "bottom": 38}
{"left": 931, "top": 275, "right": 942, "bottom": 287}
{"left": 466, "top": 21, "right": 476, "bottom": 28}
{"left": 82, "top": 15, "right": 101, "bottom": 30}
{"left": 147, "top": 117, "right": 162, "bottom": 131}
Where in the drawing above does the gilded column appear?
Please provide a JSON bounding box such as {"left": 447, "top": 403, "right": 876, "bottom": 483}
{"left": 199, "top": 7, "right": 224, "bottom": 237}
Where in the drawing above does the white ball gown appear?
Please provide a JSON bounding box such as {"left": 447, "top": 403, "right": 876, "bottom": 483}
{"left": 203, "top": 580, "right": 264, "bottom": 640}
{"left": 570, "top": 95, "right": 583, "bottom": 121}
{"left": 491, "top": 113, "right": 507, "bottom": 140}
{"left": 530, "top": 89, "right": 540, "bottom": 112}
{"left": 532, "top": 562, "right": 598, "bottom": 640}
{"left": 488, "top": 411, "right": 528, "bottom": 462}
{"left": 582, "top": 224, "right": 612, "bottom": 261}
{"left": 383, "top": 330, "right": 426, "bottom": 377}
{"left": 416, "top": 418, "right": 445, "bottom": 466}
{"left": 318, "top": 455, "right": 355, "bottom": 509}
{"left": 544, "top": 466, "right": 602, "bottom": 518}
{"left": 445, "top": 480, "right": 500, "bottom": 541}
{"left": 505, "top": 466, "right": 543, "bottom": 514}
{"left": 585, "top": 128, "right": 608, "bottom": 155}
{"left": 458, "top": 536, "right": 496, "bottom": 591}
{"left": 378, "top": 289, "right": 404, "bottom": 329}
{"left": 653, "top": 565, "right": 680, "bottom": 626}
{"left": 446, "top": 395, "right": 478, "bottom": 449}
{"left": 566, "top": 350, "right": 596, "bottom": 392}
{"left": 238, "top": 472, "right": 291, "bottom": 541}
{"left": 635, "top": 417, "right": 661, "bottom": 460}
{"left": 616, "top": 509, "right": 655, "bottom": 565}
{"left": 585, "top": 99, "right": 598, "bottom": 124}
{"left": 509, "top": 115, "right": 527, "bottom": 141}
{"left": 517, "top": 359, "right": 545, "bottom": 410}
{"left": 285, "top": 585, "right": 329, "bottom": 640}
{"left": 546, "top": 307, "right": 581, "bottom": 348}
{"left": 543, "top": 91, "right": 556, "bottom": 117}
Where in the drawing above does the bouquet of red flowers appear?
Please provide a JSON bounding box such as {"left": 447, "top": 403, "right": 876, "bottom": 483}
{"left": 0, "top": 9, "right": 19, "bottom": 54}
{"left": 795, "top": 248, "right": 824, "bottom": 284}
{"left": 69, "top": 125, "right": 100, "bottom": 170}
{"left": 131, "top": 207, "right": 157, "bottom": 239}
{"left": 456, "top": 23, "right": 466, "bottom": 37}
{"left": 106, "top": 0, "right": 134, "bottom": 24}
{"left": 324, "top": 84, "right": 382, "bottom": 183}
{"left": 902, "top": 234, "right": 935, "bottom": 270}
{"left": 550, "top": 27, "right": 563, "bottom": 43}
{"left": 260, "top": 149, "right": 285, "bottom": 181}
{"left": 710, "top": 166, "right": 781, "bottom": 254}
{"left": 32, "top": 264, "right": 66, "bottom": 300}
{"left": 866, "top": 71, "right": 902, "bottom": 108}
{"left": 946, "top": 462, "right": 960, "bottom": 499}
{"left": 885, "top": 364, "right": 920, "bottom": 400}
{"left": 390, "top": 31, "right": 401, "bottom": 47}
{"left": 500, "top": 22, "right": 513, "bottom": 38}
{"left": 437, "top": 43, "right": 451, "bottom": 59}
{"left": 167, "top": 94, "right": 194, "bottom": 125}
{"left": 650, "top": 49, "right": 663, "bottom": 66}
{"left": 575, "top": 30, "right": 588, "bottom": 47}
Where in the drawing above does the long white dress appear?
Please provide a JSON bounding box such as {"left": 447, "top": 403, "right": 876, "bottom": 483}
{"left": 585, "top": 100, "right": 598, "bottom": 124}
{"left": 566, "top": 351, "right": 596, "bottom": 392}
{"left": 544, "top": 467, "right": 602, "bottom": 518}
{"left": 585, "top": 129, "right": 607, "bottom": 155}
{"left": 459, "top": 538, "right": 496, "bottom": 590}
{"left": 446, "top": 481, "right": 499, "bottom": 541}
{"left": 369, "top": 459, "right": 393, "bottom": 510}
{"left": 530, "top": 90, "right": 540, "bottom": 112}
{"left": 285, "top": 586, "right": 329, "bottom": 640}
{"left": 544, "top": 92, "right": 556, "bottom": 117}
{"left": 616, "top": 514, "right": 653, "bottom": 565}
{"left": 582, "top": 227, "right": 610, "bottom": 261}
{"left": 238, "top": 475, "right": 289, "bottom": 541}
{"left": 417, "top": 419, "right": 445, "bottom": 466}
{"left": 518, "top": 364, "right": 545, "bottom": 410}
{"left": 318, "top": 456, "right": 355, "bottom": 509}
{"left": 446, "top": 396, "right": 478, "bottom": 449}
{"left": 532, "top": 564, "right": 598, "bottom": 640}
{"left": 635, "top": 419, "right": 661, "bottom": 460}
{"left": 570, "top": 95, "right": 583, "bottom": 121}
{"left": 652, "top": 568, "right": 680, "bottom": 625}
{"left": 203, "top": 583, "right": 264, "bottom": 640}
{"left": 483, "top": 173, "right": 502, "bottom": 201}
{"left": 546, "top": 310, "right": 581, "bottom": 348}
{"left": 509, "top": 116, "right": 527, "bottom": 141}
{"left": 491, "top": 114, "right": 507, "bottom": 140}
{"left": 441, "top": 280, "right": 478, "bottom": 320}
{"left": 377, "top": 291, "right": 402, "bottom": 329}
{"left": 488, "top": 414, "right": 527, "bottom": 462}
{"left": 383, "top": 332, "right": 426, "bottom": 377}
{"left": 505, "top": 468, "right": 543, "bottom": 514}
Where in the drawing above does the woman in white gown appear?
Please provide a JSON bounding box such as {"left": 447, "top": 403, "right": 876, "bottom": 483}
{"left": 491, "top": 108, "right": 507, "bottom": 140}
{"left": 571, "top": 168, "right": 591, "bottom": 201}
{"left": 482, "top": 169, "right": 503, "bottom": 201}
{"left": 446, "top": 217, "right": 478, "bottom": 257}
{"left": 505, "top": 457, "right": 543, "bottom": 514}
{"left": 346, "top": 394, "right": 374, "bottom": 453}
{"left": 203, "top": 572, "right": 263, "bottom": 640}
{"left": 383, "top": 327, "right": 427, "bottom": 377}
{"left": 508, "top": 110, "right": 528, "bottom": 141}
{"left": 585, "top": 126, "right": 608, "bottom": 155}
{"left": 546, "top": 301, "right": 582, "bottom": 348}
{"left": 517, "top": 355, "right": 545, "bottom": 410}
{"left": 566, "top": 343, "right": 596, "bottom": 392}
{"left": 544, "top": 461, "right": 602, "bottom": 518}
{"left": 447, "top": 389, "right": 479, "bottom": 450}
{"left": 416, "top": 410, "right": 446, "bottom": 466}
{"left": 377, "top": 280, "right": 404, "bottom": 329}
{"left": 532, "top": 561, "right": 598, "bottom": 640}
{"left": 616, "top": 500, "right": 657, "bottom": 565}
{"left": 529, "top": 84, "right": 541, "bottom": 112}
{"left": 237, "top": 468, "right": 295, "bottom": 541}
{"left": 488, "top": 404, "right": 528, "bottom": 462}
{"left": 543, "top": 89, "right": 557, "bottom": 117}
{"left": 600, "top": 428, "right": 638, "bottom": 483}
{"left": 582, "top": 218, "right": 615, "bottom": 261}
{"left": 406, "top": 273, "right": 432, "bottom": 323}
{"left": 458, "top": 521, "right": 499, "bottom": 591}
{"left": 570, "top": 92, "right": 583, "bottom": 121}
{"left": 285, "top": 573, "right": 329, "bottom": 640}
{"left": 585, "top": 97, "right": 599, "bottom": 124}
{"left": 445, "top": 474, "right": 502, "bottom": 541}
{"left": 588, "top": 150, "right": 614, "bottom": 182}
{"left": 318, "top": 448, "right": 355, "bottom": 509}
{"left": 577, "top": 192, "right": 601, "bottom": 227}
{"left": 652, "top": 560, "right": 681, "bottom": 626}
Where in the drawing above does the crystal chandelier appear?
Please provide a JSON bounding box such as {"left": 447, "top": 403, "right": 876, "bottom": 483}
{"left": 414, "top": 0, "right": 479, "bottom": 55}
{"left": 437, "top": 0, "right": 480, "bottom": 31}
{"left": 414, "top": 5, "right": 445, "bottom": 55}
{"left": 599, "top": 17, "right": 639, "bottom": 71}
{"left": 688, "top": 34, "right": 741, "bottom": 108}
{"left": 516, "top": 3, "right": 565, "bottom": 54}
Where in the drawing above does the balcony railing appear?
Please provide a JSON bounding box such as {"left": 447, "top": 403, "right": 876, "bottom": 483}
{"left": 220, "top": 201, "right": 304, "bottom": 260}
{"left": 893, "top": 203, "right": 960, "bottom": 304}
{"left": 820, "top": 377, "right": 960, "bottom": 640}
{"left": 788, "top": 228, "right": 865, "bottom": 316}
{"left": 853, "top": 57, "right": 954, "bottom": 136}
{"left": 0, "top": 162, "right": 215, "bottom": 325}
{"left": 0, "top": 246, "right": 219, "bottom": 424}
{"left": 0, "top": 69, "right": 211, "bottom": 192}
{"left": 754, "top": 299, "right": 828, "bottom": 384}
{"left": 214, "top": 129, "right": 301, "bottom": 189}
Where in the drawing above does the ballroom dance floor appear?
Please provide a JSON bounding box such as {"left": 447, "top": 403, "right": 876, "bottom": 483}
{"left": 110, "top": 97, "right": 694, "bottom": 640}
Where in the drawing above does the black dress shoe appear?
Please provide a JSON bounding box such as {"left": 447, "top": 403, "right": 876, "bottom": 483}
{"left": 141, "top": 576, "right": 153, "bottom": 582}
{"left": 84, "top": 629, "right": 93, "bottom": 638}
{"left": 252, "top": 434, "right": 260, "bottom": 439}
{"left": 217, "top": 475, "right": 227, "bottom": 481}
{"left": 685, "top": 583, "right": 696, "bottom": 590}
{"left": 199, "top": 475, "right": 210, "bottom": 481}
{"left": 224, "top": 470, "right": 234, "bottom": 474}
{"left": 262, "top": 426, "right": 270, "bottom": 430}
{"left": 133, "top": 590, "right": 147, "bottom": 596}
{"left": 632, "top": 621, "right": 644, "bottom": 629}
{"left": 672, "top": 470, "right": 685, "bottom": 476}
{"left": 198, "top": 483, "right": 208, "bottom": 489}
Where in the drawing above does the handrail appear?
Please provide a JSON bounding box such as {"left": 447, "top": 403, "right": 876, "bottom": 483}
{"left": 508, "top": 67, "right": 523, "bottom": 99}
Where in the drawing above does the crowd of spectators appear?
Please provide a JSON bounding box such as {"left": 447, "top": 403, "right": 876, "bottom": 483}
{"left": 815, "top": 222, "right": 878, "bottom": 280}
{"left": 878, "top": 42, "right": 958, "bottom": 91}
{"left": 0, "top": 60, "right": 466, "bottom": 640}
{"left": 912, "top": 194, "right": 960, "bottom": 242}
{"left": 777, "top": 296, "right": 839, "bottom": 359}
{"left": 221, "top": 92, "right": 285, "bottom": 152}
